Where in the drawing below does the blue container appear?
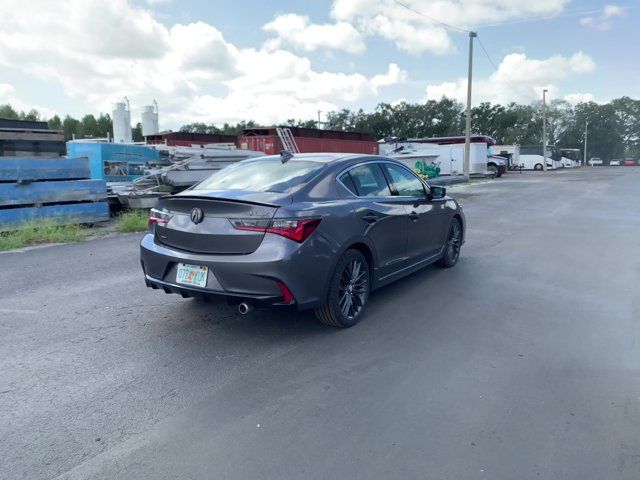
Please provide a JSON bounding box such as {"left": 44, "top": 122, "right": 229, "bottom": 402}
{"left": 66, "top": 142, "right": 159, "bottom": 182}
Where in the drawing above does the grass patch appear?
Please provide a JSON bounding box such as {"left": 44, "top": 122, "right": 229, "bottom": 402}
{"left": 0, "top": 220, "right": 86, "bottom": 251}
{"left": 116, "top": 209, "right": 149, "bottom": 233}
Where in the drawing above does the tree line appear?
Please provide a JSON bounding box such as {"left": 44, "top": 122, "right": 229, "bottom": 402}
{"left": 0, "top": 104, "right": 143, "bottom": 142}
{"left": 1, "top": 96, "right": 638, "bottom": 160}
{"left": 323, "top": 97, "right": 640, "bottom": 161}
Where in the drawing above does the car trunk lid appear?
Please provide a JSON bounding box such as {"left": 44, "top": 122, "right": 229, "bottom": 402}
{"left": 154, "top": 193, "right": 287, "bottom": 254}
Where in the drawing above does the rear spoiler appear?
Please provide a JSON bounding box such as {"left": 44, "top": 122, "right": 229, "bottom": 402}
{"left": 159, "top": 194, "right": 291, "bottom": 208}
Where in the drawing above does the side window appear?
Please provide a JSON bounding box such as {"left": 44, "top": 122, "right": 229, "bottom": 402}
{"left": 347, "top": 163, "right": 392, "bottom": 197}
{"left": 338, "top": 172, "right": 358, "bottom": 196}
{"left": 383, "top": 164, "right": 426, "bottom": 197}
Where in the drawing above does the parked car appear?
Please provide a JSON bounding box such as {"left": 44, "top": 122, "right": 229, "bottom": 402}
{"left": 624, "top": 158, "right": 637, "bottom": 166}
{"left": 140, "top": 153, "right": 466, "bottom": 328}
{"left": 610, "top": 159, "right": 622, "bottom": 166}
{"left": 589, "top": 157, "right": 603, "bottom": 166}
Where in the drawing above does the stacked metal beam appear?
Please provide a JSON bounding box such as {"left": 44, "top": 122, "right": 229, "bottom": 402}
{"left": 0, "top": 157, "right": 108, "bottom": 230}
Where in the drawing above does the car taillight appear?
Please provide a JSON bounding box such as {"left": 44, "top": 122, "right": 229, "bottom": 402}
{"left": 230, "top": 218, "right": 322, "bottom": 243}
{"left": 148, "top": 208, "right": 172, "bottom": 230}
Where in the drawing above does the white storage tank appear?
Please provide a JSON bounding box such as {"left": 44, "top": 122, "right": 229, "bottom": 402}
{"left": 112, "top": 100, "right": 132, "bottom": 143}
{"left": 141, "top": 101, "right": 159, "bottom": 137}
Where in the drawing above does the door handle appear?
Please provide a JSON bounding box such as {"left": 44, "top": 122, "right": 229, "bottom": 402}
{"left": 362, "top": 214, "right": 379, "bottom": 224}
{"left": 408, "top": 211, "right": 419, "bottom": 221}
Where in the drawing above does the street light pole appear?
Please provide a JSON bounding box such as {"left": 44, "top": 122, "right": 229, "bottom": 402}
{"left": 542, "top": 89, "right": 548, "bottom": 172}
{"left": 317, "top": 110, "right": 322, "bottom": 130}
{"left": 463, "top": 31, "right": 477, "bottom": 179}
{"left": 584, "top": 120, "right": 588, "bottom": 166}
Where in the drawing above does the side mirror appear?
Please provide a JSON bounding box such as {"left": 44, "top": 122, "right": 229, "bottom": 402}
{"left": 429, "top": 186, "right": 446, "bottom": 200}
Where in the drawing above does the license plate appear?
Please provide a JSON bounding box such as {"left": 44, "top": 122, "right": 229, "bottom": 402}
{"left": 176, "top": 263, "right": 208, "bottom": 288}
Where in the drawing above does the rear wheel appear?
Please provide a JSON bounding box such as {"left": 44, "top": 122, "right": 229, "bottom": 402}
{"left": 487, "top": 164, "right": 499, "bottom": 178}
{"left": 534, "top": 163, "right": 543, "bottom": 171}
{"left": 315, "top": 250, "right": 370, "bottom": 328}
{"left": 437, "top": 218, "right": 462, "bottom": 268}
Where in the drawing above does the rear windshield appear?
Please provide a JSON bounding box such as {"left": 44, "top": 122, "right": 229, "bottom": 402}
{"left": 193, "top": 159, "right": 325, "bottom": 193}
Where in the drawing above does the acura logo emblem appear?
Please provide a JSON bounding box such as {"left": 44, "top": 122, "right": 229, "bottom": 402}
{"left": 190, "top": 207, "right": 204, "bottom": 224}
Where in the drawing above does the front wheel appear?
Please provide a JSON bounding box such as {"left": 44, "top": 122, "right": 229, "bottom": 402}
{"left": 534, "top": 163, "right": 543, "bottom": 171}
{"left": 315, "top": 250, "right": 370, "bottom": 328}
{"left": 437, "top": 218, "right": 462, "bottom": 268}
{"left": 487, "top": 164, "right": 498, "bottom": 178}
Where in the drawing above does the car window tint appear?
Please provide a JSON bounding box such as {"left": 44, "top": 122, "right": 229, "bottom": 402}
{"left": 348, "top": 163, "right": 391, "bottom": 197}
{"left": 338, "top": 172, "right": 358, "bottom": 196}
{"left": 383, "top": 164, "right": 426, "bottom": 197}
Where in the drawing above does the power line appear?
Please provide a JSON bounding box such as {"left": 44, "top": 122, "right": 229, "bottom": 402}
{"left": 391, "top": 0, "right": 470, "bottom": 34}
{"left": 476, "top": 35, "right": 538, "bottom": 103}
{"left": 482, "top": 6, "right": 633, "bottom": 28}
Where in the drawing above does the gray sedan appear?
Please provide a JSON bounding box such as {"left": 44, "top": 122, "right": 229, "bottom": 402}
{"left": 140, "top": 153, "right": 465, "bottom": 327}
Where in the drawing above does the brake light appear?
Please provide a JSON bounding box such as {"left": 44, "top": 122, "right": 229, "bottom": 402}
{"left": 148, "top": 208, "right": 172, "bottom": 230}
{"left": 230, "top": 218, "right": 322, "bottom": 243}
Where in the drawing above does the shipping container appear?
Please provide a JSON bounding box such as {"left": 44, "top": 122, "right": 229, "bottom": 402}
{"left": 238, "top": 126, "right": 378, "bottom": 155}
{"left": 145, "top": 131, "right": 238, "bottom": 147}
{"left": 66, "top": 141, "right": 159, "bottom": 181}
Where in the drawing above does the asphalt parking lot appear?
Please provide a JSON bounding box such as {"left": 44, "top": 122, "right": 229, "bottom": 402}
{"left": 2, "top": 167, "right": 639, "bottom": 480}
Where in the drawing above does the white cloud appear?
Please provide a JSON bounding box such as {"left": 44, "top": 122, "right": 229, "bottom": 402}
{"left": 580, "top": 4, "right": 626, "bottom": 31}
{"left": 564, "top": 93, "right": 595, "bottom": 105}
{"left": 263, "top": 14, "right": 365, "bottom": 53}
{"left": 568, "top": 52, "right": 596, "bottom": 74}
{"left": 425, "top": 51, "right": 596, "bottom": 105}
{"left": 331, "top": 0, "right": 569, "bottom": 54}
{"left": 0, "top": 0, "right": 406, "bottom": 127}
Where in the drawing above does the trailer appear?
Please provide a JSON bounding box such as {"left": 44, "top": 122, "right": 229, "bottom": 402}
{"left": 380, "top": 135, "right": 499, "bottom": 177}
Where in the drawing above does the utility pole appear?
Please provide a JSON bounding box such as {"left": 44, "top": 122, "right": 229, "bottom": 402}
{"left": 317, "top": 110, "right": 322, "bottom": 130}
{"left": 542, "top": 89, "right": 548, "bottom": 172}
{"left": 463, "top": 31, "right": 477, "bottom": 179}
{"left": 583, "top": 120, "right": 588, "bottom": 166}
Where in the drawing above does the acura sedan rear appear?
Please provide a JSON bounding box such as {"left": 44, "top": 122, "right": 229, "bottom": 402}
{"left": 140, "top": 153, "right": 465, "bottom": 327}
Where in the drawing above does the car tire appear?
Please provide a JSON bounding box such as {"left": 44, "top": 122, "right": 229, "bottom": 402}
{"left": 315, "top": 249, "right": 370, "bottom": 328}
{"left": 437, "top": 218, "right": 462, "bottom": 268}
{"left": 534, "top": 163, "right": 543, "bottom": 171}
{"left": 487, "top": 164, "right": 498, "bottom": 178}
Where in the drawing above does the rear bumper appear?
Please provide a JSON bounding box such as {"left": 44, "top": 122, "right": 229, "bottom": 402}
{"left": 140, "top": 232, "right": 335, "bottom": 310}
{"left": 144, "top": 274, "right": 291, "bottom": 308}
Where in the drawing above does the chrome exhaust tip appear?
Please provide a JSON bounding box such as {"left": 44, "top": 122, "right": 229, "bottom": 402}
{"left": 238, "top": 302, "right": 251, "bottom": 315}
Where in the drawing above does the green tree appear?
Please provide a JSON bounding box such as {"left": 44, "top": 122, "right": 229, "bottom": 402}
{"left": 0, "top": 104, "right": 20, "bottom": 119}
{"left": 62, "top": 115, "right": 81, "bottom": 141}
{"left": 48, "top": 114, "right": 63, "bottom": 131}
{"left": 96, "top": 113, "right": 112, "bottom": 138}
{"left": 20, "top": 109, "right": 40, "bottom": 121}
{"left": 79, "top": 114, "right": 99, "bottom": 138}
{"left": 132, "top": 122, "right": 143, "bottom": 142}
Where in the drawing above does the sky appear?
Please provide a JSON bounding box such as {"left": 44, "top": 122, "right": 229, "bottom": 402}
{"left": 0, "top": 0, "right": 636, "bottom": 130}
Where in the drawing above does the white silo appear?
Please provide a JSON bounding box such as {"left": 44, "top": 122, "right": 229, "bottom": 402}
{"left": 112, "top": 98, "right": 132, "bottom": 143}
{"left": 141, "top": 100, "right": 159, "bottom": 137}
